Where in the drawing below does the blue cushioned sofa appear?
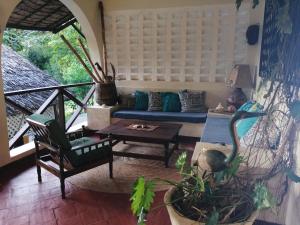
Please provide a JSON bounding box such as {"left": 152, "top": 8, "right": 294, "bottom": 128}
{"left": 111, "top": 109, "right": 207, "bottom": 139}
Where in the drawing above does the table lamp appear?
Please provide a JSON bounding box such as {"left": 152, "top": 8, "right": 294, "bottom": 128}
{"left": 226, "top": 64, "right": 253, "bottom": 111}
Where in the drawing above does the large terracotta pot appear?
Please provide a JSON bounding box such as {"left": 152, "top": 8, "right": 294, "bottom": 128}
{"left": 164, "top": 187, "right": 258, "bottom": 225}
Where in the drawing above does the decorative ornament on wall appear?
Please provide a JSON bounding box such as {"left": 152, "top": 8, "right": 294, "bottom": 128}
{"left": 260, "top": 0, "right": 300, "bottom": 86}
{"left": 246, "top": 24, "right": 259, "bottom": 45}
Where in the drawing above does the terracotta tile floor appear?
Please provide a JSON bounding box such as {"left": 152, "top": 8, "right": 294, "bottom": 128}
{"left": 0, "top": 162, "right": 279, "bottom": 225}
{"left": 0, "top": 164, "right": 170, "bottom": 225}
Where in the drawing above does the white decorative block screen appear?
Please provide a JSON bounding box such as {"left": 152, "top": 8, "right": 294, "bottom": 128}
{"left": 105, "top": 4, "right": 250, "bottom": 83}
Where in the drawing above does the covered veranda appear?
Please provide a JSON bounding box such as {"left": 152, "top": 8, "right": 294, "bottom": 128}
{"left": 0, "top": 0, "right": 299, "bottom": 225}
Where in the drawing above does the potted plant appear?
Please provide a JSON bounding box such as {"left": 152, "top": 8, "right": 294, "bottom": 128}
{"left": 130, "top": 100, "right": 300, "bottom": 225}
{"left": 131, "top": 151, "right": 274, "bottom": 225}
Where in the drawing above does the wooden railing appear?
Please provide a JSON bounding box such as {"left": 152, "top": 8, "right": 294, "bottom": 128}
{"left": 4, "top": 82, "right": 95, "bottom": 149}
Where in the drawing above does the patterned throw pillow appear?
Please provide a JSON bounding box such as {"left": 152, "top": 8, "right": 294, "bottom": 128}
{"left": 134, "top": 91, "right": 148, "bottom": 110}
{"left": 148, "top": 92, "right": 162, "bottom": 111}
{"left": 178, "top": 90, "right": 207, "bottom": 112}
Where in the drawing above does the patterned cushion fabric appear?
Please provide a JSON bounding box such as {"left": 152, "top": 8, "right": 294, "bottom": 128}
{"left": 161, "top": 92, "right": 181, "bottom": 112}
{"left": 236, "top": 102, "right": 264, "bottom": 138}
{"left": 178, "top": 90, "right": 207, "bottom": 112}
{"left": 148, "top": 92, "right": 163, "bottom": 111}
{"left": 134, "top": 91, "right": 148, "bottom": 110}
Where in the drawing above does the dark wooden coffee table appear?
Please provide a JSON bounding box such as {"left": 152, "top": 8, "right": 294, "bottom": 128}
{"left": 97, "top": 119, "right": 182, "bottom": 167}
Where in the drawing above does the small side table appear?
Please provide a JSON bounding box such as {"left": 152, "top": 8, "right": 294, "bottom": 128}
{"left": 86, "top": 105, "right": 119, "bottom": 130}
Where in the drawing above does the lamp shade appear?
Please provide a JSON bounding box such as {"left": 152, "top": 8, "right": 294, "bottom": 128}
{"left": 226, "top": 64, "right": 253, "bottom": 88}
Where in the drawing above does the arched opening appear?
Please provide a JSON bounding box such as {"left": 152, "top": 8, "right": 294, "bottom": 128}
{"left": 0, "top": 0, "right": 102, "bottom": 165}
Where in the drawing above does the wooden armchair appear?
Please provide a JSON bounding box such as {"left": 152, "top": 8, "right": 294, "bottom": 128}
{"left": 26, "top": 114, "right": 113, "bottom": 199}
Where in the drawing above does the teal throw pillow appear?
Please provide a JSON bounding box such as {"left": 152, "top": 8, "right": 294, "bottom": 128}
{"left": 134, "top": 91, "right": 148, "bottom": 110}
{"left": 236, "top": 102, "right": 264, "bottom": 138}
{"left": 238, "top": 100, "right": 255, "bottom": 112}
{"left": 161, "top": 92, "right": 181, "bottom": 112}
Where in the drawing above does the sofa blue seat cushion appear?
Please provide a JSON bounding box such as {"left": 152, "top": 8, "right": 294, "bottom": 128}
{"left": 201, "top": 117, "right": 232, "bottom": 145}
{"left": 112, "top": 110, "right": 207, "bottom": 123}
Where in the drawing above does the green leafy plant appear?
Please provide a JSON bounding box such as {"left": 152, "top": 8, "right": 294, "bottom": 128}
{"left": 131, "top": 177, "right": 155, "bottom": 225}
{"left": 253, "top": 183, "right": 276, "bottom": 210}
{"left": 3, "top": 24, "right": 91, "bottom": 100}
{"left": 130, "top": 152, "right": 272, "bottom": 225}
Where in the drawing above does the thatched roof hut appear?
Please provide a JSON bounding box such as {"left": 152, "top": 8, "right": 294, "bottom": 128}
{"left": 1, "top": 45, "right": 59, "bottom": 115}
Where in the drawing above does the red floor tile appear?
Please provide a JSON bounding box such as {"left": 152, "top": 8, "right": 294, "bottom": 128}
{"left": 54, "top": 203, "right": 78, "bottom": 220}
{"left": 0, "top": 164, "right": 171, "bottom": 225}
{"left": 4, "top": 215, "right": 30, "bottom": 225}
{"left": 29, "top": 209, "right": 56, "bottom": 224}
{"left": 56, "top": 214, "right": 84, "bottom": 225}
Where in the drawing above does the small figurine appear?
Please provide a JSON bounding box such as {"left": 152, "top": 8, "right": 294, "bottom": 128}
{"left": 215, "top": 103, "right": 225, "bottom": 112}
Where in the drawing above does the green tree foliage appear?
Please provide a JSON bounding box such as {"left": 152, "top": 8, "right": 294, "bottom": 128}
{"left": 3, "top": 25, "right": 92, "bottom": 99}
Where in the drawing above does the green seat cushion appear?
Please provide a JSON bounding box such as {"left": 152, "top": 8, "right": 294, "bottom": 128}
{"left": 134, "top": 91, "right": 148, "bottom": 110}
{"left": 28, "top": 114, "right": 71, "bottom": 150}
{"left": 161, "top": 92, "right": 181, "bottom": 112}
{"left": 66, "top": 137, "right": 111, "bottom": 167}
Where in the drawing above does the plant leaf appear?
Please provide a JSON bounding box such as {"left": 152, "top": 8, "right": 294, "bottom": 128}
{"left": 286, "top": 169, "right": 300, "bottom": 183}
{"left": 175, "top": 152, "right": 186, "bottom": 170}
{"left": 206, "top": 210, "right": 219, "bottom": 225}
{"left": 175, "top": 152, "right": 187, "bottom": 171}
{"left": 130, "top": 176, "right": 156, "bottom": 225}
{"left": 143, "top": 180, "right": 155, "bottom": 211}
{"left": 131, "top": 177, "right": 146, "bottom": 215}
{"left": 194, "top": 176, "right": 205, "bottom": 192}
{"left": 224, "top": 155, "right": 244, "bottom": 179}
{"left": 253, "top": 183, "right": 276, "bottom": 209}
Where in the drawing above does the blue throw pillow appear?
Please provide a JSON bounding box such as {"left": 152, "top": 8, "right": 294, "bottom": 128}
{"left": 134, "top": 91, "right": 148, "bottom": 110}
{"left": 161, "top": 93, "right": 181, "bottom": 112}
{"left": 236, "top": 102, "right": 264, "bottom": 138}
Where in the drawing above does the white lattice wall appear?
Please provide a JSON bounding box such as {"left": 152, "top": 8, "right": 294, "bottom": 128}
{"left": 105, "top": 4, "right": 250, "bottom": 83}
